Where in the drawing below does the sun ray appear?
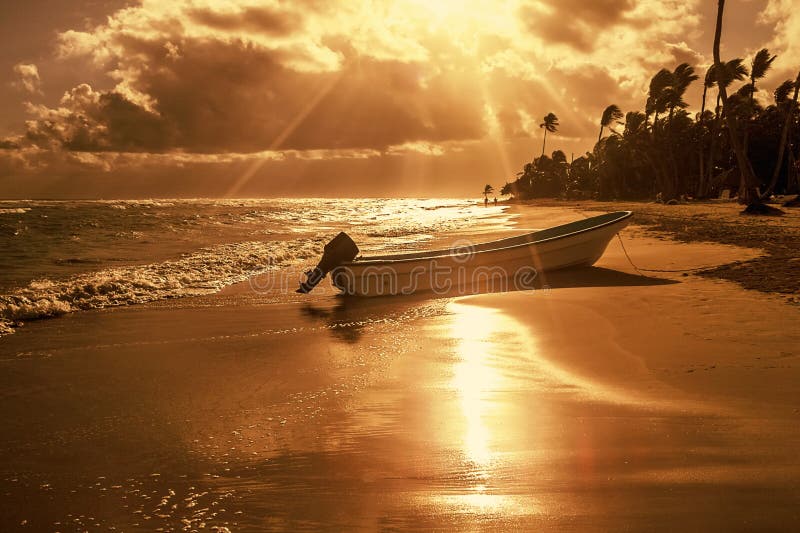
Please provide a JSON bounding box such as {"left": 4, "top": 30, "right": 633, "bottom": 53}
{"left": 224, "top": 70, "right": 345, "bottom": 198}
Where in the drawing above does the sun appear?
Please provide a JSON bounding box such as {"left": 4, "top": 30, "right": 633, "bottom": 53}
{"left": 388, "top": 0, "right": 518, "bottom": 38}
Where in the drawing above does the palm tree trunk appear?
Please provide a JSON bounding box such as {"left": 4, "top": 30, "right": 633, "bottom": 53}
{"left": 667, "top": 106, "right": 680, "bottom": 197}
{"left": 598, "top": 125, "right": 604, "bottom": 143}
{"left": 743, "top": 79, "right": 756, "bottom": 155}
{"left": 697, "top": 86, "right": 709, "bottom": 196}
{"left": 713, "top": 0, "right": 761, "bottom": 206}
{"left": 541, "top": 129, "right": 547, "bottom": 158}
{"left": 706, "top": 118, "right": 720, "bottom": 192}
{"left": 761, "top": 70, "right": 800, "bottom": 198}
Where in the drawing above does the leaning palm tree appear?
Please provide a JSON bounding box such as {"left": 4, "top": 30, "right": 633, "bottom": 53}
{"left": 774, "top": 80, "right": 795, "bottom": 105}
{"left": 539, "top": 112, "right": 559, "bottom": 157}
{"left": 700, "top": 65, "right": 716, "bottom": 119}
{"left": 483, "top": 184, "right": 494, "bottom": 200}
{"left": 748, "top": 49, "right": 776, "bottom": 106}
{"left": 743, "top": 48, "right": 777, "bottom": 151}
{"left": 670, "top": 63, "right": 698, "bottom": 113}
{"left": 658, "top": 63, "right": 697, "bottom": 198}
{"left": 705, "top": 57, "right": 749, "bottom": 191}
{"left": 598, "top": 104, "right": 623, "bottom": 142}
{"left": 709, "top": 58, "right": 749, "bottom": 117}
{"left": 623, "top": 111, "right": 646, "bottom": 137}
{"left": 697, "top": 65, "right": 718, "bottom": 196}
{"left": 647, "top": 68, "right": 673, "bottom": 134}
{"left": 712, "top": 0, "right": 762, "bottom": 207}
{"left": 762, "top": 71, "right": 800, "bottom": 198}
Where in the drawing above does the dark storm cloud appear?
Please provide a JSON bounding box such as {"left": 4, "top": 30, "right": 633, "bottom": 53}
{"left": 21, "top": 38, "right": 486, "bottom": 153}
{"left": 24, "top": 84, "right": 174, "bottom": 152}
{"left": 520, "top": 0, "right": 635, "bottom": 52}
{"left": 0, "top": 139, "right": 20, "bottom": 149}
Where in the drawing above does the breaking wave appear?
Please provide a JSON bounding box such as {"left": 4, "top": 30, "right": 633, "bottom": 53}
{"left": 0, "top": 238, "right": 324, "bottom": 337}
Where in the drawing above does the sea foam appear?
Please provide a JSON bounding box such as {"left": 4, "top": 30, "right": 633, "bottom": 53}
{"left": 0, "top": 238, "right": 324, "bottom": 336}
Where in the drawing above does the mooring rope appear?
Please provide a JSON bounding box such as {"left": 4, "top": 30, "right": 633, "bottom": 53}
{"left": 615, "top": 232, "right": 708, "bottom": 275}
{"left": 575, "top": 210, "right": 707, "bottom": 275}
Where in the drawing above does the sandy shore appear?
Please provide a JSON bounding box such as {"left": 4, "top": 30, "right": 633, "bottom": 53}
{"left": 1, "top": 204, "right": 798, "bottom": 531}
{"left": 520, "top": 199, "right": 800, "bottom": 303}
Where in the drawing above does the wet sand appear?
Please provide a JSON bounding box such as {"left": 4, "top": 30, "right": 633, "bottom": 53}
{"left": 1, "top": 206, "right": 799, "bottom": 531}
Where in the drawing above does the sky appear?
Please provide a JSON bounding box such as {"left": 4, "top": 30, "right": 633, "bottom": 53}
{"left": 0, "top": 0, "right": 797, "bottom": 198}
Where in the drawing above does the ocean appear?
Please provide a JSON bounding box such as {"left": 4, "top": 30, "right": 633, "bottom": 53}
{"left": 0, "top": 198, "right": 500, "bottom": 336}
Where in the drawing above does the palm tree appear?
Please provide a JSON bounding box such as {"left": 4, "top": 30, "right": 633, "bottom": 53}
{"left": 748, "top": 49, "right": 776, "bottom": 107}
{"left": 762, "top": 72, "right": 800, "bottom": 198}
{"left": 668, "top": 63, "right": 698, "bottom": 121}
{"left": 647, "top": 69, "right": 673, "bottom": 134}
{"left": 743, "top": 48, "right": 777, "bottom": 151}
{"left": 712, "top": 0, "right": 761, "bottom": 207}
{"left": 774, "top": 80, "right": 795, "bottom": 105}
{"left": 599, "top": 104, "right": 623, "bottom": 142}
{"left": 697, "top": 65, "right": 717, "bottom": 196}
{"left": 624, "top": 111, "right": 646, "bottom": 136}
{"left": 700, "top": 65, "right": 716, "bottom": 119}
{"left": 713, "top": 59, "right": 749, "bottom": 117}
{"left": 664, "top": 64, "right": 698, "bottom": 193}
{"left": 500, "top": 182, "right": 514, "bottom": 197}
{"left": 483, "top": 184, "right": 494, "bottom": 200}
{"left": 706, "top": 58, "right": 749, "bottom": 191}
{"left": 539, "top": 113, "right": 559, "bottom": 157}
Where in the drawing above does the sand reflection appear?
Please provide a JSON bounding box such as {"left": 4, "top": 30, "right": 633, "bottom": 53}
{"left": 449, "top": 303, "right": 508, "bottom": 469}
{"left": 442, "top": 298, "right": 652, "bottom": 517}
{"left": 444, "top": 302, "right": 544, "bottom": 515}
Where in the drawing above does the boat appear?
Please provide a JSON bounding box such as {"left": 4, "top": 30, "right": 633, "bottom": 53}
{"left": 297, "top": 211, "right": 632, "bottom": 297}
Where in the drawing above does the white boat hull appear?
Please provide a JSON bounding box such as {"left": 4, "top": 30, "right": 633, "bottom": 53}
{"left": 331, "top": 211, "right": 632, "bottom": 297}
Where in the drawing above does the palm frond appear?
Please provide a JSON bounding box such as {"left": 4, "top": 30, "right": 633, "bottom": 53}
{"left": 672, "top": 63, "right": 698, "bottom": 93}
{"left": 704, "top": 65, "right": 716, "bottom": 88}
{"left": 648, "top": 69, "right": 673, "bottom": 100}
{"left": 750, "top": 48, "right": 776, "bottom": 80}
{"left": 539, "top": 112, "right": 559, "bottom": 133}
{"left": 774, "top": 79, "right": 794, "bottom": 105}
{"left": 719, "top": 58, "right": 749, "bottom": 88}
{"left": 600, "top": 104, "right": 624, "bottom": 128}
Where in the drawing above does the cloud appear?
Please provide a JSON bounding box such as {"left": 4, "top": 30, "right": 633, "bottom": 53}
{"left": 520, "top": 0, "right": 636, "bottom": 52}
{"left": 23, "top": 83, "right": 173, "bottom": 152}
{"left": 188, "top": 5, "right": 301, "bottom": 36}
{"left": 5, "top": 0, "right": 788, "bottom": 197}
{"left": 760, "top": 0, "right": 800, "bottom": 81}
{"left": 12, "top": 63, "right": 42, "bottom": 94}
{"left": 0, "top": 139, "right": 20, "bottom": 149}
{"left": 22, "top": 39, "right": 487, "bottom": 153}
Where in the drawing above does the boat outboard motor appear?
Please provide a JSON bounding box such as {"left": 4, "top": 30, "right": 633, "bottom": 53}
{"left": 297, "top": 232, "right": 359, "bottom": 293}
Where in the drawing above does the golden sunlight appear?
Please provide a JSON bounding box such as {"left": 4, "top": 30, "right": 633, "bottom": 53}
{"left": 449, "top": 303, "right": 510, "bottom": 467}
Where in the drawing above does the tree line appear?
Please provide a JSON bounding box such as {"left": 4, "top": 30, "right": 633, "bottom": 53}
{"left": 498, "top": 1, "right": 799, "bottom": 210}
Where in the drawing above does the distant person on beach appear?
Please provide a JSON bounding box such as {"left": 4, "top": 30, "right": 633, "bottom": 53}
{"left": 493, "top": 197, "right": 497, "bottom": 205}
{"left": 482, "top": 184, "right": 493, "bottom": 206}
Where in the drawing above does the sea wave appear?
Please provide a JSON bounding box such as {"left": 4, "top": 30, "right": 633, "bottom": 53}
{"left": 0, "top": 238, "right": 324, "bottom": 337}
{"left": 0, "top": 208, "right": 30, "bottom": 215}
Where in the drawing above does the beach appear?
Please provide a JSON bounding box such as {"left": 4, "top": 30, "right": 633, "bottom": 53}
{"left": 1, "top": 202, "right": 799, "bottom": 531}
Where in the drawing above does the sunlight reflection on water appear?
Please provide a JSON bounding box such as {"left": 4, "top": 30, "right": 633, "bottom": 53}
{"left": 442, "top": 299, "right": 646, "bottom": 518}
{"left": 450, "top": 304, "right": 508, "bottom": 468}
{"left": 446, "top": 302, "right": 539, "bottom": 515}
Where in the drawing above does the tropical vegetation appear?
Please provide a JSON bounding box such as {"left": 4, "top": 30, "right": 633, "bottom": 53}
{"left": 501, "top": 0, "right": 799, "bottom": 209}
